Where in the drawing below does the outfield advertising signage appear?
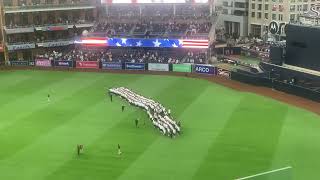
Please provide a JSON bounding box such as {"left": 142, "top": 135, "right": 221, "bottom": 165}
{"left": 172, "top": 64, "right": 192, "bottom": 72}
{"left": 217, "top": 68, "right": 231, "bottom": 78}
{"left": 194, "top": 64, "right": 215, "bottom": 75}
{"left": 102, "top": 62, "right": 122, "bottom": 70}
{"left": 10, "top": 61, "right": 28, "bottom": 66}
{"left": 54, "top": 60, "right": 73, "bottom": 68}
{"left": 36, "top": 59, "right": 52, "bottom": 67}
{"left": 29, "top": 60, "right": 35, "bottom": 66}
{"left": 125, "top": 63, "right": 145, "bottom": 70}
{"left": 148, "top": 63, "right": 169, "bottom": 71}
{"left": 76, "top": 61, "right": 99, "bottom": 69}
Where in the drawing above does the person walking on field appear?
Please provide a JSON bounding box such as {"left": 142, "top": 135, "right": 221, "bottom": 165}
{"left": 77, "top": 144, "right": 84, "bottom": 156}
{"left": 118, "top": 144, "right": 122, "bottom": 155}
{"left": 135, "top": 118, "right": 139, "bottom": 128}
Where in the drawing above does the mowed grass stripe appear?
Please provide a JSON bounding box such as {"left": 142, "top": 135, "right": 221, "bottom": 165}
{"left": 0, "top": 73, "right": 144, "bottom": 180}
{"left": 117, "top": 84, "right": 245, "bottom": 180}
{"left": 270, "top": 108, "right": 320, "bottom": 180}
{"left": 0, "top": 101, "right": 131, "bottom": 180}
{"left": 0, "top": 73, "right": 125, "bottom": 160}
{"left": 112, "top": 78, "right": 214, "bottom": 180}
{"left": 43, "top": 75, "right": 180, "bottom": 180}
{"left": 0, "top": 71, "right": 320, "bottom": 180}
{"left": 0, "top": 71, "right": 32, "bottom": 91}
{"left": 0, "top": 72, "right": 104, "bottom": 131}
{"left": 192, "top": 93, "right": 289, "bottom": 179}
{"left": 0, "top": 71, "right": 73, "bottom": 107}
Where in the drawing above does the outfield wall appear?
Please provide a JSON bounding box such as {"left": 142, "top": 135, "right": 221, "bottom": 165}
{"left": 8, "top": 60, "right": 218, "bottom": 76}
{"left": 5, "top": 60, "right": 320, "bottom": 103}
{"left": 230, "top": 71, "right": 320, "bottom": 102}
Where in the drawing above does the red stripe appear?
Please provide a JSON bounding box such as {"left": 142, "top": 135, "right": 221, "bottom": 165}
{"left": 182, "top": 40, "right": 208, "bottom": 42}
{"left": 182, "top": 43, "right": 208, "bottom": 46}
{"left": 182, "top": 45, "right": 208, "bottom": 47}
{"left": 183, "top": 41, "right": 209, "bottom": 44}
{"left": 81, "top": 37, "right": 108, "bottom": 40}
{"left": 182, "top": 41, "right": 208, "bottom": 44}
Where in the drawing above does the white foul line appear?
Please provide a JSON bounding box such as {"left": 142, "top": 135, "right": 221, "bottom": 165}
{"left": 235, "top": 166, "right": 292, "bottom": 180}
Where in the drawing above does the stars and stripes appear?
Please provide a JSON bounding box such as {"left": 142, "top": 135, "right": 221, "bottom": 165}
{"left": 74, "top": 37, "right": 108, "bottom": 46}
{"left": 179, "top": 39, "right": 209, "bottom": 49}
{"left": 75, "top": 37, "right": 208, "bottom": 49}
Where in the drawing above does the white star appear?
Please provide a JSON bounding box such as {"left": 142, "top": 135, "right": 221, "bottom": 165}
{"left": 121, "top": 38, "right": 127, "bottom": 44}
{"left": 136, "top": 41, "right": 142, "bottom": 47}
{"left": 172, "top": 43, "right": 178, "bottom": 48}
{"left": 153, "top": 39, "right": 161, "bottom": 47}
{"left": 178, "top": 40, "right": 183, "bottom": 45}
{"left": 116, "top": 42, "right": 122, "bottom": 47}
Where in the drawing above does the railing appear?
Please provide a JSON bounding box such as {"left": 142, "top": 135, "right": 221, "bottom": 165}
{"left": 37, "top": 38, "right": 74, "bottom": 48}
{"left": 7, "top": 41, "right": 35, "bottom": 46}
{"left": 6, "top": 42, "right": 36, "bottom": 51}
{"left": 229, "top": 70, "right": 320, "bottom": 102}
{"left": 6, "top": 21, "right": 94, "bottom": 29}
{"left": 4, "top": 2, "right": 94, "bottom": 11}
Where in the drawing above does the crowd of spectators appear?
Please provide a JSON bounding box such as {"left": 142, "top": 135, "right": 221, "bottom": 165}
{"left": 7, "top": 30, "right": 74, "bottom": 44}
{"left": 107, "top": 4, "right": 210, "bottom": 18}
{"left": 5, "top": 0, "right": 88, "bottom": 7}
{"left": 34, "top": 47, "right": 207, "bottom": 64}
{"left": 91, "top": 20, "right": 212, "bottom": 38}
{"left": 92, "top": 4, "right": 212, "bottom": 38}
{"left": 5, "top": 17, "right": 92, "bottom": 29}
{"left": 241, "top": 43, "right": 270, "bottom": 61}
{"left": 35, "top": 48, "right": 108, "bottom": 62}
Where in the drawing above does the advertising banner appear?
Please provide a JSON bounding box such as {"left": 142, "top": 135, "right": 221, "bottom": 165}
{"left": 148, "top": 63, "right": 169, "bottom": 71}
{"left": 54, "top": 60, "right": 73, "bottom": 68}
{"left": 217, "top": 68, "right": 231, "bottom": 78}
{"left": 125, "top": 63, "right": 145, "bottom": 70}
{"left": 10, "top": 61, "right": 28, "bottom": 66}
{"left": 172, "top": 64, "right": 192, "bottom": 72}
{"left": 38, "top": 40, "right": 72, "bottom": 48}
{"left": 7, "top": 43, "right": 35, "bottom": 51}
{"left": 76, "top": 61, "right": 99, "bottom": 69}
{"left": 102, "top": 62, "right": 122, "bottom": 70}
{"left": 194, "top": 64, "right": 215, "bottom": 75}
{"left": 35, "top": 59, "right": 52, "bottom": 67}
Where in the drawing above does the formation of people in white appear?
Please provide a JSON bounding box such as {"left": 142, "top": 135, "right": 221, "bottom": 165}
{"left": 109, "top": 87, "right": 181, "bottom": 137}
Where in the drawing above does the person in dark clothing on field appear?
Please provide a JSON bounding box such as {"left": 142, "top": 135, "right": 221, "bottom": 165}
{"left": 170, "top": 132, "right": 173, "bottom": 138}
{"left": 135, "top": 118, "right": 139, "bottom": 128}
{"left": 118, "top": 144, "right": 122, "bottom": 155}
{"left": 122, "top": 105, "right": 125, "bottom": 112}
{"left": 77, "top": 144, "right": 84, "bottom": 156}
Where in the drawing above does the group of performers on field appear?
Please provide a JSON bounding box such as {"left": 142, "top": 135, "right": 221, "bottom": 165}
{"left": 109, "top": 87, "right": 181, "bottom": 137}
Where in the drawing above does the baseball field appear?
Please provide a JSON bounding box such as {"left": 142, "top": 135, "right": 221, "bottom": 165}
{"left": 0, "top": 70, "right": 319, "bottom": 180}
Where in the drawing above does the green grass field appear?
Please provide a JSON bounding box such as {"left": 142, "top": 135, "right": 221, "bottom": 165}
{"left": 0, "top": 70, "right": 320, "bottom": 180}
